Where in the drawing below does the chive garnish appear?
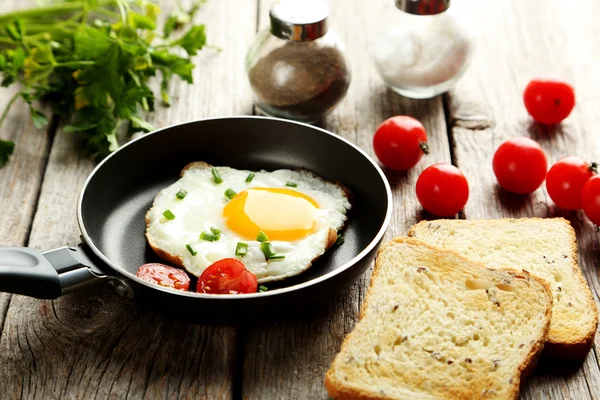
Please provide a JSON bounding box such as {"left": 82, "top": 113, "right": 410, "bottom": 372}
{"left": 210, "top": 227, "right": 221, "bottom": 235}
{"left": 246, "top": 173, "right": 255, "bottom": 183}
{"left": 186, "top": 244, "right": 197, "bottom": 256}
{"left": 235, "top": 242, "right": 248, "bottom": 257}
{"left": 256, "top": 231, "right": 269, "bottom": 242}
{"left": 163, "top": 210, "right": 175, "bottom": 220}
{"left": 224, "top": 188, "right": 237, "bottom": 199}
{"left": 259, "top": 241, "right": 285, "bottom": 261}
{"left": 335, "top": 235, "right": 345, "bottom": 246}
{"left": 258, "top": 285, "right": 268, "bottom": 292}
{"left": 200, "top": 231, "right": 220, "bottom": 241}
{"left": 176, "top": 189, "right": 188, "bottom": 200}
{"left": 286, "top": 181, "right": 297, "bottom": 187}
{"left": 211, "top": 167, "right": 223, "bottom": 184}
{"left": 268, "top": 254, "right": 285, "bottom": 260}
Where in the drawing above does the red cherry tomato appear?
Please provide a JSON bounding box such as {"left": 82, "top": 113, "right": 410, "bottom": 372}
{"left": 582, "top": 176, "right": 600, "bottom": 225}
{"left": 136, "top": 263, "right": 190, "bottom": 291}
{"left": 373, "top": 116, "right": 429, "bottom": 171}
{"left": 523, "top": 77, "right": 575, "bottom": 125}
{"left": 546, "top": 156, "right": 596, "bottom": 210}
{"left": 492, "top": 137, "right": 548, "bottom": 194}
{"left": 416, "top": 163, "right": 469, "bottom": 217}
{"left": 197, "top": 258, "right": 258, "bottom": 294}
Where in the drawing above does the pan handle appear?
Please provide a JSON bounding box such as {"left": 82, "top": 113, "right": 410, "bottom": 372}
{"left": 0, "top": 245, "right": 107, "bottom": 299}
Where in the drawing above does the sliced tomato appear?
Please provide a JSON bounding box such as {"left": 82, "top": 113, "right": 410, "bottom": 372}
{"left": 136, "top": 263, "right": 190, "bottom": 291}
{"left": 197, "top": 258, "right": 258, "bottom": 295}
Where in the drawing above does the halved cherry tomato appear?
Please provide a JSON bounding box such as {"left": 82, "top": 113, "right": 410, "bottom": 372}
{"left": 197, "top": 258, "right": 258, "bottom": 294}
{"left": 546, "top": 156, "right": 596, "bottom": 210}
{"left": 492, "top": 137, "right": 548, "bottom": 194}
{"left": 373, "top": 116, "right": 429, "bottom": 171}
{"left": 416, "top": 163, "right": 469, "bottom": 217}
{"left": 136, "top": 263, "right": 190, "bottom": 291}
{"left": 582, "top": 176, "right": 600, "bottom": 225}
{"left": 523, "top": 77, "right": 575, "bottom": 125}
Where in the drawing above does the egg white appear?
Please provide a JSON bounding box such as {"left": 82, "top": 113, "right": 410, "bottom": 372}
{"left": 145, "top": 165, "right": 351, "bottom": 283}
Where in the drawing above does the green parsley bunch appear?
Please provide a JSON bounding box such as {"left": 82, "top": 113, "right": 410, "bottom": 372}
{"left": 0, "top": 0, "right": 208, "bottom": 167}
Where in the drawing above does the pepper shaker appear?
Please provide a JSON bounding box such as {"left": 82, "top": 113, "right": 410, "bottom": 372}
{"left": 246, "top": 0, "right": 351, "bottom": 123}
{"left": 369, "top": 0, "right": 475, "bottom": 99}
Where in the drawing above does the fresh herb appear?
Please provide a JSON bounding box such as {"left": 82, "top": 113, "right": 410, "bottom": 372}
{"left": 245, "top": 173, "right": 255, "bottom": 183}
{"left": 285, "top": 181, "right": 297, "bottom": 187}
{"left": 200, "top": 228, "right": 220, "bottom": 241}
{"left": 256, "top": 231, "right": 268, "bottom": 242}
{"left": 0, "top": 0, "right": 210, "bottom": 167}
{"left": 235, "top": 242, "right": 248, "bottom": 257}
{"left": 186, "top": 244, "right": 197, "bottom": 256}
{"left": 260, "top": 241, "right": 285, "bottom": 261}
{"left": 163, "top": 209, "right": 175, "bottom": 220}
{"left": 210, "top": 227, "right": 221, "bottom": 235}
{"left": 258, "top": 285, "right": 268, "bottom": 292}
{"left": 212, "top": 167, "right": 223, "bottom": 184}
{"left": 224, "top": 188, "right": 236, "bottom": 199}
{"left": 176, "top": 189, "right": 188, "bottom": 200}
{"left": 335, "top": 234, "right": 345, "bottom": 246}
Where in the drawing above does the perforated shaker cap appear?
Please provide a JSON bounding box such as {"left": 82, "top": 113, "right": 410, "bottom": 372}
{"left": 395, "top": 0, "right": 451, "bottom": 15}
{"left": 270, "top": 0, "right": 330, "bottom": 41}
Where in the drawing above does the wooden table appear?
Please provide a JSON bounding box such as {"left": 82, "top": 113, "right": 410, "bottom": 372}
{"left": 1, "top": 0, "right": 599, "bottom": 398}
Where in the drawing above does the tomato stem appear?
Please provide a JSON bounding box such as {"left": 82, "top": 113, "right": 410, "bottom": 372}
{"left": 589, "top": 162, "right": 598, "bottom": 174}
{"left": 419, "top": 142, "right": 430, "bottom": 155}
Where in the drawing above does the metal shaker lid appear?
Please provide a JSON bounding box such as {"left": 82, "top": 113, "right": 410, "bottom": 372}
{"left": 395, "top": 0, "right": 451, "bottom": 15}
{"left": 270, "top": 0, "right": 330, "bottom": 41}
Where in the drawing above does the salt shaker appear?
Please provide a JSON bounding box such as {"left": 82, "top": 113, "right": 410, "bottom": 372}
{"left": 246, "top": 0, "right": 351, "bottom": 123}
{"left": 369, "top": 0, "right": 475, "bottom": 99}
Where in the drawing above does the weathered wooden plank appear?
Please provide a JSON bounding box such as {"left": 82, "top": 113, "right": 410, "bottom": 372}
{"left": 0, "top": 0, "right": 256, "bottom": 398}
{"left": 241, "top": 1, "right": 451, "bottom": 398}
{"left": 0, "top": 0, "right": 54, "bottom": 333}
{"left": 448, "top": 0, "right": 600, "bottom": 399}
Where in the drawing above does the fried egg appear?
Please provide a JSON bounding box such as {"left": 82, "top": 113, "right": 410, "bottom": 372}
{"left": 145, "top": 162, "right": 351, "bottom": 283}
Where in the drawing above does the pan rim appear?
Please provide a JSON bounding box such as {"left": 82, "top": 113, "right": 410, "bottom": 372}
{"left": 77, "top": 115, "right": 392, "bottom": 300}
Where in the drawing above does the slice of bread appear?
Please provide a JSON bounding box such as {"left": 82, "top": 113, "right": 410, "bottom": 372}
{"left": 408, "top": 218, "right": 598, "bottom": 359}
{"left": 325, "top": 237, "right": 552, "bottom": 400}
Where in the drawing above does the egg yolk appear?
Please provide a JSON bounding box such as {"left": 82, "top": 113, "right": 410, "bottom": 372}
{"left": 223, "top": 188, "right": 319, "bottom": 241}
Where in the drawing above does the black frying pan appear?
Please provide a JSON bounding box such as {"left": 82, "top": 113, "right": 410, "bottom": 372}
{"left": 0, "top": 117, "right": 392, "bottom": 324}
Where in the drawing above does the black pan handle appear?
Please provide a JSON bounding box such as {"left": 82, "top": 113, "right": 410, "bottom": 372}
{"left": 0, "top": 244, "right": 108, "bottom": 299}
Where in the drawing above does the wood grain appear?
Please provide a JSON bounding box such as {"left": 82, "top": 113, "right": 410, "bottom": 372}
{"left": 447, "top": 0, "right": 600, "bottom": 398}
{"left": 0, "top": 0, "right": 54, "bottom": 333}
{"left": 241, "top": 1, "right": 450, "bottom": 398}
{"left": 0, "top": 0, "right": 256, "bottom": 398}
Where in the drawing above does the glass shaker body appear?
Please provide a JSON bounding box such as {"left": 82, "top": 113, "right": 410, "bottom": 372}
{"left": 369, "top": 1, "right": 475, "bottom": 99}
{"left": 246, "top": 28, "right": 351, "bottom": 124}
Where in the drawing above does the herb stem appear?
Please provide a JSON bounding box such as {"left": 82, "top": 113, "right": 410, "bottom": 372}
{"left": 0, "top": 91, "right": 22, "bottom": 132}
{"left": 128, "top": 70, "right": 149, "bottom": 112}
{"left": 55, "top": 61, "right": 96, "bottom": 68}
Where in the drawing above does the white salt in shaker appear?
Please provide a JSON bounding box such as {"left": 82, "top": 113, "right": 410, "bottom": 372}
{"left": 369, "top": 0, "right": 475, "bottom": 99}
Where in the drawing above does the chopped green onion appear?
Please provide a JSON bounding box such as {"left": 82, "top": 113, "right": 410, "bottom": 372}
{"left": 212, "top": 167, "right": 223, "bottom": 184}
{"left": 335, "top": 235, "right": 345, "bottom": 246}
{"left": 176, "top": 189, "right": 188, "bottom": 200}
{"left": 163, "top": 210, "right": 175, "bottom": 220}
{"left": 235, "top": 242, "right": 248, "bottom": 257}
{"left": 258, "top": 285, "right": 268, "bottom": 292}
{"left": 224, "top": 188, "right": 237, "bottom": 199}
{"left": 186, "top": 244, "right": 197, "bottom": 256}
{"left": 246, "top": 173, "right": 255, "bottom": 183}
{"left": 256, "top": 231, "right": 269, "bottom": 242}
{"left": 268, "top": 254, "right": 285, "bottom": 260}
{"left": 286, "top": 181, "right": 298, "bottom": 188}
{"left": 211, "top": 227, "right": 221, "bottom": 235}
{"left": 200, "top": 231, "right": 220, "bottom": 241}
{"left": 260, "top": 241, "right": 285, "bottom": 261}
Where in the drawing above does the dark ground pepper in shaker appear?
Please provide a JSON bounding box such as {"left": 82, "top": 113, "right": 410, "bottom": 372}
{"left": 248, "top": 41, "right": 350, "bottom": 123}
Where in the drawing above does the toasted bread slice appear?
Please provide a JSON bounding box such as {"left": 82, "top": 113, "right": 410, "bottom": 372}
{"left": 325, "top": 237, "right": 552, "bottom": 400}
{"left": 408, "top": 218, "right": 598, "bottom": 359}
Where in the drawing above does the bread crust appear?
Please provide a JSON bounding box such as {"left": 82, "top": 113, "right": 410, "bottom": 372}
{"left": 408, "top": 217, "right": 598, "bottom": 360}
{"left": 325, "top": 237, "right": 553, "bottom": 400}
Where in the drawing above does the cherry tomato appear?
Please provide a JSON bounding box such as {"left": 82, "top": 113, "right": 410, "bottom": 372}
{"left": 373, "top": 116, "right": 429, "bottom": 171}
{"left": 492, "top": 137, "right": 548, "bottom": 194}
{"left": 416, "top": 163, "right": 469, "bottom": 217}
{"left": 546, "top": 156, "right": 596, "bottom": 210}
{"left": 136, "top": 263, "right": 190, "bottom": 291}
{"left": 582, "top": 176, "right": 600, "bottom": 225}
{"left": 197, "top": 258, "right": 258, "bottom": 294}
{"left": 523, "top": 77, "right": 575, "bottom": 125}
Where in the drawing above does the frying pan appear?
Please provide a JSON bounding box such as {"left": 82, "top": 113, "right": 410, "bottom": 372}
{"left": 0, "top": 117, "right": 392, "bottom": 324}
